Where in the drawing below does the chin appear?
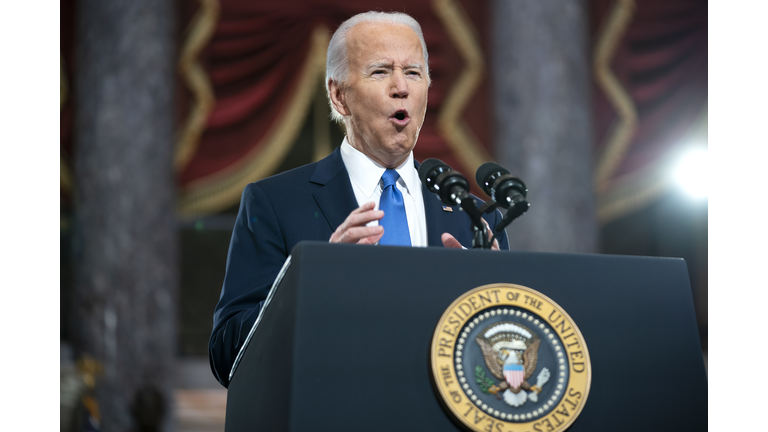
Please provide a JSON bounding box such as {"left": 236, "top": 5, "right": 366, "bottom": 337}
{"left": 388, "top": 138, "right": 416, "bottom": 156}
{"left": 391, "top": 130, "right": 417, "bottom": 148}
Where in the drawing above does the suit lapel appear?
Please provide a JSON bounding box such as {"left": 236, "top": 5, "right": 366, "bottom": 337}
{"left": 415, "top": 158, "right": 459, "bottom": 247}
{"left": 423, "top": 184, "right": 460, "bottom": 247}
{"left": 311, "top": 148, "right": 358, "bottom": 231}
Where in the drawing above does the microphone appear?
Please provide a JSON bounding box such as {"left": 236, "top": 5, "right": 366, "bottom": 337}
{"left": 420, "top": 158, "right": 492, "bottom": 249}
{"left": 475, "top": 162, "right": 528, "bottom": 209}
{"left": 418, "top": 158, "right": 472, "bottom": 206}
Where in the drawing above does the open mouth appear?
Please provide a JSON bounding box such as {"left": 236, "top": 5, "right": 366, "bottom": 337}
{"left": 391, "top": 109, "right": 409, "bottom": 124}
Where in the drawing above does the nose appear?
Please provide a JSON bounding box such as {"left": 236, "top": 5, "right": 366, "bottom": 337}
{"left": 389, "top": 70, "right": 409, "bottom": 99}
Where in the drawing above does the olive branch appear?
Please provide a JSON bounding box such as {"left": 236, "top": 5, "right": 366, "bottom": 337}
{"left": 475, "top": 365, "right": 495, "bottom": 394}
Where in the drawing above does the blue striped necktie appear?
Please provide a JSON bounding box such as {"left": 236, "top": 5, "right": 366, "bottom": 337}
{"left": 378, "top": 169, "right": 411, "bottom": 246}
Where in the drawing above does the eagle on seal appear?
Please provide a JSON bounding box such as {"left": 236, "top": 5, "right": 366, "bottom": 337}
{"left": 475, "top": 322, "right": 549, "bottom": 406}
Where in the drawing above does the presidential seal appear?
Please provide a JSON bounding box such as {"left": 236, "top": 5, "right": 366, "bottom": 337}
{"left": 430, "top": 284, "right": 591, "bottom": 432}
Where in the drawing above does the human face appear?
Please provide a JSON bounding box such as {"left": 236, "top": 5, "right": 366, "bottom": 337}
{"left": 330, "top": 22, "right": 429, "bottom": 168}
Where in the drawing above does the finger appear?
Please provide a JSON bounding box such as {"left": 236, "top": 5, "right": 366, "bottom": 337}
{"left": 357, "top": 229, "right": 384, "bottom": 245}
{"left": 482, "top": 218, "right": 492, "bottom": 237}
{"left": 343, "top": 209, "right": 384, "bottom": 228}
{"left": 329, "top": 202, "right": 384, "bottom": 243}
{"left": 353, "top": 201, "right": 377, "bottom": 213}
{"left": 345, "top": 225, "right": 384, "bottom": 243}
{"left": 482, "top": 218, "right": 501, "bottom": 251}
{"left": 339, "top": 202, "right": 383, "bottom": 229}
{"left": 333, "top": 225, "right": 383, "bottom": 243}
{"left": 441, "top": 233, "right": 464, "bottom": 249}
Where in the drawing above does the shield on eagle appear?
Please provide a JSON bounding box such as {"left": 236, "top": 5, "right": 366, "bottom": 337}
{"left": 503, "top": 363, "right": 525, "bottom": 390}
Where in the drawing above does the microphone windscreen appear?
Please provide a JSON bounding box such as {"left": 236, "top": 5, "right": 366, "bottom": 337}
{"left": 475, "top": 162, "right": 509, "bottom": 194}
{"left": 418, "top": 158, "right": 449, "bottom": 186}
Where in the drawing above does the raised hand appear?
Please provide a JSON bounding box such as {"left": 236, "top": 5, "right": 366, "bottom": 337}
{"left": 329, "top": 201, "right": 385, "bottom": 244}
{"left": 440, "top": 219, "right": 500, "bottom": 250}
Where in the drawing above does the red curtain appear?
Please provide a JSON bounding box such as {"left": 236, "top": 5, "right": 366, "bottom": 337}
{"left": 61, "top": 0, "right": 493, "bottom": 212}
{"left": 62, "top": 0, "right": 707, "bottom": 217}
{"left": 591, "top": 0, "right": 707, "bottom": 182}
{"left": 178, "top": 0, "right": 493, "bottom": 192}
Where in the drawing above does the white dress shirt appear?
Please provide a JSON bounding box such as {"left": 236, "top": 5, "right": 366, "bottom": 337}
{"left": 340, "top": 137, "right": 427, "bottom": 247}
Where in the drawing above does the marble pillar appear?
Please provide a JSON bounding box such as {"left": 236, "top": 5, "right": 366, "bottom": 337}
{"left": 491, "top": 0, "right": 597, "bottom": 253}
{"left": 72, "top": 1, "right": 178, "bottom": 430}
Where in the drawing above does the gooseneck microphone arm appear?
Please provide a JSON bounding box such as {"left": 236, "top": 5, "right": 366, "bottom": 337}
{"left": 419, "top": 159, "right": 493, "bottom": 249}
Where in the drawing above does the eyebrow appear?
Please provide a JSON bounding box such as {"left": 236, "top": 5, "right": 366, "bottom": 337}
{"left": 368, "top": 61, "right": 424, "bottom": 70}
{"left": 368, "top": 61, "right": 393, "bottom": 70}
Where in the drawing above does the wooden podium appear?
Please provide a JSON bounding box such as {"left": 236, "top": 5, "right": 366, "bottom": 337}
{"left": 225, "top": 242, "right": 706, "bottom": 431}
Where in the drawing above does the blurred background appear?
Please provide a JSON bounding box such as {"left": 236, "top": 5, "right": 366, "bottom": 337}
{"left": 59, "top": 0, "right": 706, "bottom": 431}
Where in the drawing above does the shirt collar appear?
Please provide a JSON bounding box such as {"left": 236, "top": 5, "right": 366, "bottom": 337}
{"left": 340, "top": 136, "right": 417, "bottom": 199}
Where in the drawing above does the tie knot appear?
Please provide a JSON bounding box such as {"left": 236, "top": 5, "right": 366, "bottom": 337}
{"left": 381, "top": 169, "right": 400, "bottom": 188}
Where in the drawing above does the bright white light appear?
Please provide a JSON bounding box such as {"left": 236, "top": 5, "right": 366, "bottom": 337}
{"left": 673, "top": 148, "right": 709, "bottom": 198}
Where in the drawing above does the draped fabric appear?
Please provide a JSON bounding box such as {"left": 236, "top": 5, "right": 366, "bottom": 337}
{"left": 60, "top": 0, "right": 76, "bottom": 210}
{"left": 61, "top": 0, "right": 493, "bottom": 215}
{"left": 61, "top": 0, "right": 707, "bottom": 220}
{"left": 590, "top": 0, "right": 708, "bottom": 222}
{"left": 175, "top": 0, "right": 494, "bottom": 213}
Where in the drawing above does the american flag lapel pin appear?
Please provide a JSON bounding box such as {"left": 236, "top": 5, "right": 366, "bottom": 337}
{"left": 442, "top": 206, "right": 453, "bottom": 212}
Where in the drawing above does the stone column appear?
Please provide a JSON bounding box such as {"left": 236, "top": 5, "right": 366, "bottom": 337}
{"left": 491, "top": 0, "right": 597, "bottom": 253}
{"left": 72, "top": 1, "right": 177, "bottom": 431}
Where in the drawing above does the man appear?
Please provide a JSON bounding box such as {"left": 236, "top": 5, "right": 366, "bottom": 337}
{"left": 209, "top": 11, "right": 509, "bottom": 387}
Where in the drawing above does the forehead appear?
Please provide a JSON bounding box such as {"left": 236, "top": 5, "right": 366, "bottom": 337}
{"left": 346, "top": 22, "right": 424, "bottom": 66}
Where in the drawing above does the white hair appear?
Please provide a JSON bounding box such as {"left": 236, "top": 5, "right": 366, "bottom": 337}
{"left": 325, "top": 11, "right": 431, "bottom": 123}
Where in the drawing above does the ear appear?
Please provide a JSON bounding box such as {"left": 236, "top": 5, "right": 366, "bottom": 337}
{"left": 328, "top": 79, "right": 350, "bottom": 117}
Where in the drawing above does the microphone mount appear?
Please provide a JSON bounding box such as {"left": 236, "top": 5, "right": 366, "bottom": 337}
{"left": 419, "top": 159, "right": 493, "bottom": 249}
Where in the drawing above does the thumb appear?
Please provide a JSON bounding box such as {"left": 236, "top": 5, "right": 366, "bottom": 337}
{"left": 441, "top": 233, "right": 464, "bottom": 249}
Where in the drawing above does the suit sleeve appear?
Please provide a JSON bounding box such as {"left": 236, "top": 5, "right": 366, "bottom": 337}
{"left": 208, "top": 183, "right": 288, "bottom": 387}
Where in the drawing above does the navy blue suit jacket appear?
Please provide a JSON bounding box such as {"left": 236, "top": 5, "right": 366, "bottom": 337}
{"left": 209, "top": 148, "right": 509, "bottom": 386}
